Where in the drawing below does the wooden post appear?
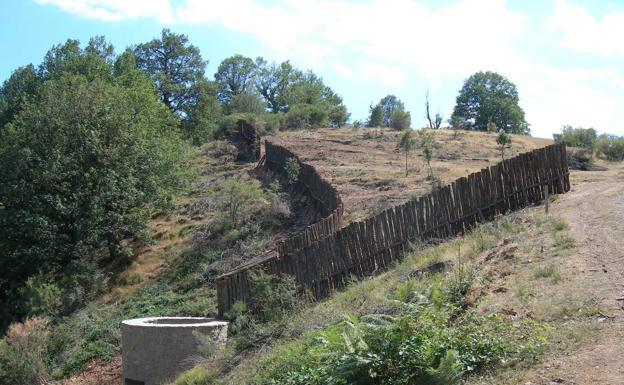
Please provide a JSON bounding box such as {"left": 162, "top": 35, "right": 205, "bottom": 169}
{"left": 544, "top": 185, "right": 549, "bottom": 214}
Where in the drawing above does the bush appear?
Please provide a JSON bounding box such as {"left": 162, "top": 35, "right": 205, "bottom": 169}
{"left": 597, "top": 134, "right": 624, "bottom": 161}
{"left": 284, "top": 157, "right": 301, "bottom": 186}
{"left": 390, "top": 110, "right": 411, "bottom": 130}
{"left": 555, "top": 126, "right": 597, "bottom": 151}
{"left": 285, "top": 104, "right": 328, "bottom": 130}
{"left": 0, "top": 318, "right": 49, "bottom": 384}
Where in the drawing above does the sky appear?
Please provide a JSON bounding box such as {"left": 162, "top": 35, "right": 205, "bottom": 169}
{"left": 1, "top": 0, "right": 624, "bottom": 138}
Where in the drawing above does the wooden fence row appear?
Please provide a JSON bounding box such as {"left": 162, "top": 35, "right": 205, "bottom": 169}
{"left": 216, "top": 142, "right": 570, "bottom": 316}
{"left": 229, "top": 119, "right": 260, "bottom": 162}
{"left": 264, "top": 141, "right": 344, "bottom": 258}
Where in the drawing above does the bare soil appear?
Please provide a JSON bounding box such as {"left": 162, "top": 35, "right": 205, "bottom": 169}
{"left": 270, "top": 128, "right": 551, "bottom": 223}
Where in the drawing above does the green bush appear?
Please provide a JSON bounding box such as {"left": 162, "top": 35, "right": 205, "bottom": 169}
{"left": 285, "top": 104, "right": 328, "bottom": 130}
{"left": 284, "top": 157, "right": 301, "bottom": 186}
{"left": 555, "top": 126, "right": 597, "bottom": 151}
{"left": 390, "top": 110, "right": 411, "bottom": 130}
{"left": 597, "top": 134, "right": 624, "bottom": 161}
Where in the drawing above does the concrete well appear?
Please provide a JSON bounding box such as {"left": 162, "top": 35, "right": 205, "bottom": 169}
{"left": 121, "top": 317, "right": 228, "bottom": 385}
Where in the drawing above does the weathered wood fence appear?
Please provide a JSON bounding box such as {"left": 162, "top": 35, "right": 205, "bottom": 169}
{"left": 264, "top": 141, "right": 344, "bottom": 258}
{"left": 216, "top": 142, "right": 569, "bottom": 316}
{"left": 229, "top": 119, "right": 260, "bottom": 162}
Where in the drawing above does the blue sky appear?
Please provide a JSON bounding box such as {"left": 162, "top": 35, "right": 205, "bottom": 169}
{"left": 2, "top": 0, "right": 624, "bottom": 138}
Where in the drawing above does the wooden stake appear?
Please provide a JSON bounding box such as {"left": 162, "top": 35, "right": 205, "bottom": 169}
{"left": 544, "top": 186, "right": 549, "bottom": 214}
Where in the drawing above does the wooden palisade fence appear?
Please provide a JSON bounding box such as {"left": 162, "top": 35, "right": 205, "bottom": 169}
{"left": 216, "top": 141, "right": 569, "bottom": 316}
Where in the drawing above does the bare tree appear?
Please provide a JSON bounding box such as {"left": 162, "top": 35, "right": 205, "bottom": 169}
{"left": 425, "top": 91, "right": 442, "bottom": 129}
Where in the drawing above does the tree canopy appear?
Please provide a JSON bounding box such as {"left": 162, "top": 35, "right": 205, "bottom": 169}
{"left": 451, "top": 71, "right": 529, "bottom": 134}
{"left": 215, "top": 54, "right": 257, "bottom": 104}
{"left": 0, "top": 37, "right": 190, "bottom": 329}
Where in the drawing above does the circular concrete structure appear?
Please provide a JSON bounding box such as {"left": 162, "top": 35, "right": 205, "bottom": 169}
{"left": 121, "top": 317, "right": 228, "bottom": 385}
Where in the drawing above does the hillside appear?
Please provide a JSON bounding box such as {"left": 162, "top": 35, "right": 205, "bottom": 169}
{"left": 50, "top": 127, "right": 582, "bottom": 385}
{"left": 270, "top": 128, "right": 552, "bottom": 222}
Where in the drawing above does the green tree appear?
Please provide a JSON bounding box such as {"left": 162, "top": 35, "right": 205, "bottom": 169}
{"left": 368, "top": 103, "right": 383, "bottom": 127}
{"left": 229, "top": 92, "right": 267, "bottom": 115}
{"left": 451, "top": 71, "right": 528, "bottom": 134}
{"left": 597, "top": 134, "right": 624, "bottom": 161}
{"left": 0, "top": 65, "right": 41, "bottom": 128}
{"left": 214, "top": 54, "right": 257, "bottom": 104}
{"left": 0, "top": 67, "right": 188, "bottom": 326}
{"left": 255, "top": 58, "right": 299, "bottom": 113}
{"left": 496, "top": 131, "right": 512, "bottom": 161}
{"left": 328, "top": 105, "right": 349, "bottom": 128}
{"left": 397, "top": 129, "right": 416, "bottom": 176}
{"left": 378, "top": 94, "right": 405, "bottom": 127}
{"left": 390, "top": 109, "right": 411, "bottom": 130}
{"left": 133, "top": 29, "right": 206, "bottom": 115}
{"left": 555, "top": 125, "right": 597, "bottom": 151}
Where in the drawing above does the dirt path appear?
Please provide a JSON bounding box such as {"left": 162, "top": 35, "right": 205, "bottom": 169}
{"left": 522, "top": 166, "right": 624, "bottom": 385}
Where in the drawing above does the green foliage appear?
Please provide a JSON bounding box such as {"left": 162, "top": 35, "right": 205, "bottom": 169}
{"left": 378, "top": 95, "right": 405, "bottom": 127}
{"left": 596, "top": 133, "right": 624, "bottom": 161}
{"left": 496, "top": 131, "right": 512, "bottom": 161}
{"left": 551, "top": 218, "right": 569, "bottom": 231}
{"left": 533, "top": 265, "right": 561, "bottom": 283}
{"left": 215, "top": 54, "right": 257, "bottom": 104}
{"left": 367, "top": 103, "right": 384, "bottom": 128}
{"left": 174, "top": 365, "right": 212, "bottom": 385}
{"left": 133, "top": 29, "right": 220, "bottom": 144}
{"left": 555, "top": 125, "right": 597, "bottom": 151}
{"left": 285, "top": 103, "right": 328, "bottom": 130}
{"left": 211, "top": 176, "right": 265, "bottom": 226}
{"left": 397, "top": 129, "right": 416, "bottom": 176}
{"left": 554, "top": 234, "right": 575, "bottom": 249}
{"left": 390, "top": 109, "right": 411, "bottom": 130}
{"left": 284, "top": 157, "right": 301, "bottom": 186}
{"left": 0, "top": 64, "right": 41, "bottom": 127}
{"left": 0, "top": 41, "right": 190, "bottom": 328}
{"left": 229, "top": 92, "right": 267, "bottom": 115}
{"left": 451, "top": 71, "right": 529, "bottom": 134}
{"left": 328, "top": 105, "right": 350, "bottom": 128}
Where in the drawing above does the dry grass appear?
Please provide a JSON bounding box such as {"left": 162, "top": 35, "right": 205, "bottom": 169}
{"left": 270, "top": 128, "right": 552, "bottom": 222}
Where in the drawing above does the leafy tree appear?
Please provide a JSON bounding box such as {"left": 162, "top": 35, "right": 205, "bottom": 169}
{"left": 397, "top": 129, "right": 416, "bottom": 176}
{"left": 183, "top": 79, "right": 222, "bottom": 145}
{"left": 451, "top": 71, "right": 528, "bottom": 134}
{"left": 284, "top": 157, "right": 301, "bottom": 186}
{"left": 39, "top": 36, "right": 115, "bottom": 82}
{"left": 214, "top": 54, "right": 257, "bottom": 104}
{"left": 133, "top": 29, "right": 207, "bottom": 115}
{"left": 390, "top": 109, "right": 411, "bottom": 130}
{"left": 597, "top": 134, "right": 624, "bottom": 161}
{"left": 255, "top": 58, "right": 299, "bottom": 113}
{"left": 328, "top": 105, "right": 349, "bottom": 128}
{"left": 0, "top": 65, "right": 41, "bottom": 128}
{"left": 229, "top": 92, "right": 267, "bottom": 115}
{"left": 555, "top": 125, "right": 597, "bottom": 151}
{"left": 378, "top": 94, "right": 405, "bottom": 127}
{"left": 487, "top": 120, "right": 497, "bottom": 133}
{"left": 496, "top": 131, "right": 512, "bottom": 161}
{"left": 0, "top": 63, "right": 188, "bottom": 326}
{"left": 367, "top": 103, "right": 383, "bottom": 128}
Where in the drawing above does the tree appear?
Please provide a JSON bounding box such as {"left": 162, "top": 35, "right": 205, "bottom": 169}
{"left": 378, "top": 95, "right": 405, "bottom": 127}
{"left": 451, "top": 71, "right": 528, "bottom": 134}
{"left": 425, "top": 91, "right": 442, "bottom": 129}
{"left": 214, "top": 54, "right": 257, "bottom": 104}
{"left": 496, "top": 131, "right": 512, "bottom": 161}
{"left": 183, "top": 79, "right": 222, "bottom": 144}
{"left": 0, "top": 67, "right": 188, "bottom": 326}
{"left": 555, "top": 125, "right": 597, "bottom": 151}
{"left": 255, "top": 58, "right": 299, "bottom": 113}
{"left": 133, "top": 29, "right": 206, "bottom": 116}
{"left": 421, "top": 131, "right": 436, "bottom": 180}
{"left": 390, "top": 110, "right": 411, "bottom": 130}
{"left": 229, "top": 92, "right": 267, "bottom": 115}
{"left": 0, "top": 65, "right": 41, "bottom": 128}
{"left": 397, "top": 129, "right": 416, "bottom": 176}
{"left": 368, "top": 103, "right": 383, "bottom": 128}
{"left": 329, "top": 105, "right": 349, "bottom": 128}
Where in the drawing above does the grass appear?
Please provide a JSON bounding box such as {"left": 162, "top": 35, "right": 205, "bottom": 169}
{"left": 551, "top": 217, "right": 569, "bottom": 231}
{"left": 554, "top": 234, "right": 575, "bottom": 249}
{"left": 532, "top": 264, "right": 562, "bottom": 283}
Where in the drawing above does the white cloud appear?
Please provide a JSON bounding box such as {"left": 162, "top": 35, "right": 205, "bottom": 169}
{"left": 35, "top": 0, "right": 174, "bottom": 23}
{"left": 33, "top": 0, "right": 624, "bottom": 136}
{"left": 547, "top": 0, "right": 624, "bottom": 57}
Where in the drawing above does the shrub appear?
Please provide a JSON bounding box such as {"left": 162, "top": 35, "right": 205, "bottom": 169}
{"left": 390, "top": 110, "right": 411, "bottom": 130}
{"left": 284, "top": 157, "right": 301, "bottom": 186}
{"left": 285, "top": 104, "right": 328, "bottom": 130}
{"left": 0, "top": 318, "right": 49, "bottom": 384}
{"left": 555, "top": 126, "right": 597, "bottom": 152}
{"left": 597, "top": 134, "right": 624, "bottom": 161}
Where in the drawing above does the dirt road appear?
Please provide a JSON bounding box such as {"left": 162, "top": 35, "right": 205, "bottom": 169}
{"left": 523, "top": 165, "right": 624, "bottom": 385}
